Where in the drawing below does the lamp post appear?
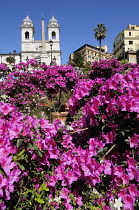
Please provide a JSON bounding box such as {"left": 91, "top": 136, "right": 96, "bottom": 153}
{"left": 13, "top": 50, "right": 16, "bottom": 65}
{"left": 26, "top": 56, "right": 29, "bottom": 62}
{"left": 20, "top": 54, "right": 22, "bottom": 62}
{"left": 123, "top": 43, "right": 125, "bottom": 63}
{"left": 26, "top": 56, "right": 29, "bottom": 70}
{"left": 49, "top": 40, "right": 53, "bottom": 65}
{"left": 1, "top": 54, "right": 2, "bottom": 64}
{"left": 53, "top": 56, "right": 56, "bottom": 65}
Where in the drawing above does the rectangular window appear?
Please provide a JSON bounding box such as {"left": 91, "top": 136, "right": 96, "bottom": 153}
{"left": 129, "top": 41, "right": 133, "bottom": 45}
{"left": 129, "top": 32, "right": 131, "bottom": 36}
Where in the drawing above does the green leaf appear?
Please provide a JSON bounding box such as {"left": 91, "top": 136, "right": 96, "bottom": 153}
{"left": 28, "top": 143, "right": 33, "bottom": 149}
{"left": 33, "top": 138, "right": 39, "bottom": 142}
{"left": 16, "top": 139, "right": 21, "bottom": 148}
{"left": 23, "top": 189, "right": 34, "bottom": 196}
{"left": 33, "top": 143, "right": 39, "bottom": 150}
{"left": 35, "top": 194, "right": 44, "bottom": 204}
{"left": 37, "top": 150, "right": 43, "bottom": 157}
{"left": 0, "top": 167, "right": 7, "bottom": 177}
{"left": 97, "top": 147, "right": 108, "bottom": 154}
{"left": 124, "top": 129, "right": 130, "bottom": 132}
{"left": 39, "top": 183, "right": 49, "bottom": 192}
{"left": 83, "top": 145, "right": 88, "bottom": 149}
{"left": 17, "top": 149, "right": 25, "bottom": 157}
{"left": 122, "top": 131, "right": 125, "bottom": 136}
{"left": 35, "top": 198, "right": 44, "bottom": 204}
{"left": 14, "top": 154, "right": 25, "bottom": 161}
{"left": 16, "top": 162, "right": 25, "bottom": 170}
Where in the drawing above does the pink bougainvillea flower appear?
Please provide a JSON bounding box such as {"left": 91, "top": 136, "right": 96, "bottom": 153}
{"left": 103, "top": 205, "right": 112, "bottom": 210}
{"left": 121, "top": 173, "right": 130, "bottom": 185}
{"left": 118, "top": 189, "right": 127, "bottom": 199}
{"left": 65, "top": 170, "right": 79, "bottom": 186}
{"left": 63, "top": 202, "right": 74, "bottom": 210}
{"left": 113, "top": 165, "right": 124, "bottom": 177}
{"left": 46, "top": 174, "right": 57, "bottom": 187}
{"left": 129, "top": 134, "right": 139, "bottom": 148}
{"left": 0, "top": 103, "right": 14, "bottom": 115}
{"left": 128, "top": 184, "right": 139, "bottom": 197}
{"left": 0, "top": 155, "right": 16, "bottom": 175}
{"left": 127, "top": 157, "right": 137, "bottom": 168}
{"left": 8, "top": 124, "right": 22, "bottom": 140}
{"left": 123, "top": 194, "right": 135, "bottom": 210}
{"left": 0, "top": 201, "right": 6, "bottom": 210}
{"left": 126, "top": 167, "right": 138, "bottom": 181}
{"left": 103, "top": 160, "right": 112, "bottom": 175}
{"left": 75, "top": 196, "right": 83, "bottom": 206}
{"left": 60, "top": 187, "right": 71, "bottom": 204}
{"left": 0, "top": 173, "right": 7, "bottom": 188}
{"left": 48, "top": 148, "right": 59, "bottom": 159}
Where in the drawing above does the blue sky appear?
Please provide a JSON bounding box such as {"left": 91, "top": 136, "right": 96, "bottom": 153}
{"left": 0, "top": 0, "right": 139, "bottom": 64}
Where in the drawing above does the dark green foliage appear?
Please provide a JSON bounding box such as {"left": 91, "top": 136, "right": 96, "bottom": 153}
{"left": 72, "top": 52, "right": 84, "bottom": 68}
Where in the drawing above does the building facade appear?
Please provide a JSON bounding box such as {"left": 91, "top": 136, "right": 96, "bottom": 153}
{"left": 69, "top": 44, "right": 112, "bottom": 66}
{"left": 113, "top": 24, "right": 139, "bottom": 63}
{"left": 1, "top": 15, "right": 61, "bottom": 67}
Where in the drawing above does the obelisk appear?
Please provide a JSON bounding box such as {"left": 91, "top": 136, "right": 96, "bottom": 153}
{"left": 41, "top": 15, "right": 47, "bottom": 63}
{"left": 42, "top": 16, "right": 46, "bottom": 53}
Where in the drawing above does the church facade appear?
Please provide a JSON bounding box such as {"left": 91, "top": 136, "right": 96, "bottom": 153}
{"left": 1, "top": 15, "right": 61, "bottom": 67}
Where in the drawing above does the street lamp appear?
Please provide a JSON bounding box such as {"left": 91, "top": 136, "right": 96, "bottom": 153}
{"left": 1, "top": 54, "right": 2, "bottom": 64}
{"left": 49, "top": 40, "right": 53, "bottom": 64}
{"left": 20, "top": 54, "right": 22, "bottom": 62}
{"left": 13, "top": 50, "right": 16, "bottom": 65}
{"left": 26, "top": 56, "right": 29, "bottom": 61}
{"left": 123, "top": 43, "right": 126, "bottom": 63}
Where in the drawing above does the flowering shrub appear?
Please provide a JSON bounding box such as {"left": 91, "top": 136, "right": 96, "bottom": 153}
{"left": 68, "top": 77, "right": 103, "bottom": 116}
{"left": 0, "top": 62, "right": 79, "bottom": 117}
{"left": 27, "top": 58, "right": 38, "bottom": 68}
{"left": 0, "top": 102, "right": 63, "bottom": 209}
{"left": 123, "top": 62, "right": 139, "bottom": 71}
{"left": 15, "top": 62, "right": 27, "bottom": 70}
{"left": 40, "top": 64, "right": 79, "bottom": 98}
{"left": 68, "top": 60, "right": 139, "bottom": 209}
{"left": 89, "top": 59, "right": 123, "bottom": 80}
{"left": 15, "top": 59, "right": 38, "bottom": 70}
{"left": 0, "top": 64, "right": 8, "bottom": 72}
{"left": 0, "top": 59, "right": 139, "bottom": 209}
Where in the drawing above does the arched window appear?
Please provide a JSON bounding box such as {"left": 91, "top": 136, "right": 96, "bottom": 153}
{"left": 25, "top": 31, "right": 29, "bottom": 39}
{"left": 52, "top": 31, "right": 56, "bottom": 39}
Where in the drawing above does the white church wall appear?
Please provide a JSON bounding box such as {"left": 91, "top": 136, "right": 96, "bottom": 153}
{"left": 1, "top": 54, "right": 21, "bottom": 68}
{"left": 21, "top": 15, "right": 61, "bottom": 65}
{"left": 1, "top": 15, "right": 61, "bottom": 67}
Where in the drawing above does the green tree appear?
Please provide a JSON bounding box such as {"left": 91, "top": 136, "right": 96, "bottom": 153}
{"left": 82, "top": 61, "right": 92, "bottom": 75}
{"left": 6, "top": 56, "right": 15, "bottom": 64}
{"left": 120, "top": 59, "right": 129, "bottom": 65}
{"left": 94, "top": 23, "right": 107, "bottom": 61}
{"left": 72, "top": 52, "right": 84, "bottom": 68}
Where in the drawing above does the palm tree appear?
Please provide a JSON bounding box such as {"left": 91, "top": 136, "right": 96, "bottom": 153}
{"left": 94, "top": 23, "right": 107, "bottom": 61}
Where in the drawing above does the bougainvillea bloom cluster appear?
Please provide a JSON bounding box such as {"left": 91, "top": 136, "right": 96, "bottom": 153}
{"left": 0, "top": 64, "right": 78, "bottom": 107}
{"left": 0, "top": 64, "right": 8, "bottom": 72}
{"left": 0, "top": 59, "right": 139, "bottom": 209}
